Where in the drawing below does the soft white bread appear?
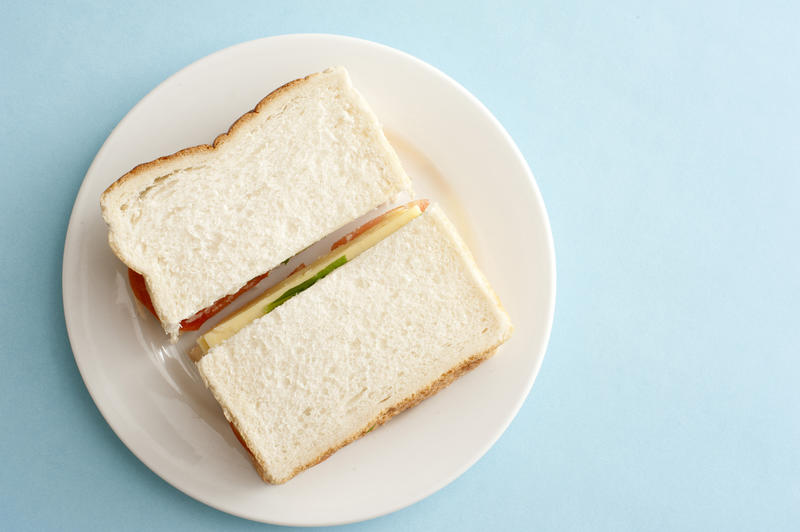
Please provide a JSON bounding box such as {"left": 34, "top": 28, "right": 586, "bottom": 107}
{"left": 196, "top": 204, "right": 513, "bottom": 484}
{"left": 100, "top": 67, "right": 412, "bottom": 340}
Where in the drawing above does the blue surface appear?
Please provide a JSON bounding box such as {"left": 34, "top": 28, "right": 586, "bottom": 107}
{"left": 2, "top": 1, "right": 798, "bottom": 530}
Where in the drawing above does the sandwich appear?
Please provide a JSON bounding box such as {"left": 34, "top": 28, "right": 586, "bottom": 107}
{"left": 99, "top": 66, "right": 513, "bottom": 484}
{"left": 194, "top": 201, "right": 513, "bottom": 483}
{"left": 100, "top": 67, "right": 412, "bottom": 340}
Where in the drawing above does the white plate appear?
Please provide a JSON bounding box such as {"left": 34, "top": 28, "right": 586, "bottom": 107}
{"left": 62, "top": 34, "right": 555, "bottom": 526}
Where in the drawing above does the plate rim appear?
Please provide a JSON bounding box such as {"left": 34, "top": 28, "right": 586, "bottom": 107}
{"left": 62, "top": 33, "right": 556, "bottom": 526}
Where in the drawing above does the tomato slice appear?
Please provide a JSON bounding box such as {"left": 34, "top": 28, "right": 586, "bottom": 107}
{"left": 179, "top": 271, "right": 270, "bottom": 331}
{"left": 330, "top": 199, "right": 429, "bottom": 252}
{"left": 128, "top": 268, "right": 157, "bottom": 317}
{"left": 128, "top": 268, "right": 270, "bottom": 332}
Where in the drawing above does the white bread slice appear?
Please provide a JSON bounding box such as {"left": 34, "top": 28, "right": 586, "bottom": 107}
{"left": 196, "top": 204, "right": 513, "bottom": 484}
{"left": 100, "top": 67, "right": 412, "bottom": 340}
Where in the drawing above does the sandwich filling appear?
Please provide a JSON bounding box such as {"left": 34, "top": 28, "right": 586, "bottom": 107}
{"left": 195, "top": 200, "right": 429, "bottom": 355}
{"left": 128, "top": 269, "right": 270, "bottom": 332}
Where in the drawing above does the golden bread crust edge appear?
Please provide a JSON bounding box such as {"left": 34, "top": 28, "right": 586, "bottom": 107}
{"left": 100, "top": 70, "right": 322, "bottom": 203}
{"left": 247, "top": 341, "right": 509, "bottom": 484}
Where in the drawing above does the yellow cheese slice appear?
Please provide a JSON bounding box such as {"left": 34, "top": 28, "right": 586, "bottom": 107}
{"left": 195, "top": 204, "right": 424, "bottom": 355}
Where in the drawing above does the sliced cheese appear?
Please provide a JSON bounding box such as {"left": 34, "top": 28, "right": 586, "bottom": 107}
{"left": 195, "top": 204, "right": 424, "bottom": 355}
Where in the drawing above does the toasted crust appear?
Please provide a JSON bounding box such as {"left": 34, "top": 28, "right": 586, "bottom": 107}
{"left": 241, "top": 342, "right": 507, "bottom": 484}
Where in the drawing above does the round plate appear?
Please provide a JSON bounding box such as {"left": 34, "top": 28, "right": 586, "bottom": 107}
{"left": 62, "top": 34, "right": 555, "bottom": 526}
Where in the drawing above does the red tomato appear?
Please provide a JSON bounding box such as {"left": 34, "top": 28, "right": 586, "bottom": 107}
{"left": 127, "top": 269, "right": 270, "bottom": 332}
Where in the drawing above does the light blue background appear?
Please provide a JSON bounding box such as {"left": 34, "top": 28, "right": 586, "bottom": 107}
{"left": 2, "top": 1, "right": 798, "bottom": 530}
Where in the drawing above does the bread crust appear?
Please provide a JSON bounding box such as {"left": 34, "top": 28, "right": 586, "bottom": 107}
{"left": 101, "top": 70, "right": 321, "bottom": 202}
{"left": 243, "top": 342, "right": 506, "bottom": 484}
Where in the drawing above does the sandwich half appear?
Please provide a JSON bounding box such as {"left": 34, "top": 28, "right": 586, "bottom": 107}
{"left": 195, "top": 202, "right": 513, "bottom": 484}
{"left": 100, "top": 67, "right": 412, "bottom": 340}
